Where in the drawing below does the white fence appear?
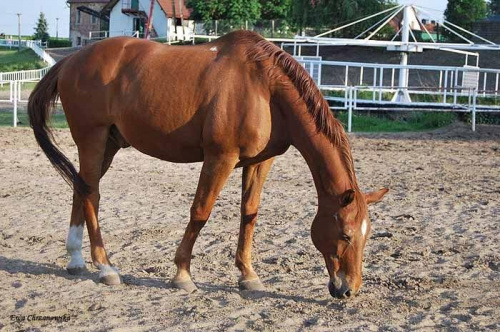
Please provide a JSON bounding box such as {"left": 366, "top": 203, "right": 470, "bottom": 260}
{"left": 0, "top": 38, "right": 56, "bottom": 66}
{"left": 1, "top": 42, "right": 498, "bottom": 130}
{"left": 0, "top": 67, "right": 50, "bottom": 82}
{"left": 294, "top": 58, "right": 500, "bottom": 131}
{"left": 0, "top": 38, "right": 57, "bottom": 127}
{"left": 89, "top": 30, "right": 140, "bottom": 41}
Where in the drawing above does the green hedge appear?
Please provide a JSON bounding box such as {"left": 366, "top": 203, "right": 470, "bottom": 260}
{"left": 48, "top": 38, "right": 72, "bottom": 48}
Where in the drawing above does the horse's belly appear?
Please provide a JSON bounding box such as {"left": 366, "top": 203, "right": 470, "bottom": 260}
{"left": 116, "top": 121, "right": 204, "bottom": 163}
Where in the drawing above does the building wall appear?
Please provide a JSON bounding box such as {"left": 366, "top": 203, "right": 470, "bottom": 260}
{"left": 152, "top": 1, "right": 167, "bottom": 37}
{"left": 110, "top": 0, "right": 168, "bottom": 38}
{"left": 69, "top": 2, "right": 108, "bottom": 47}
{"left": 108, "top": 0, "right": 196, "bottom": 39}
{"left": 109, "top": 1, "right": 134, "bottom": 37}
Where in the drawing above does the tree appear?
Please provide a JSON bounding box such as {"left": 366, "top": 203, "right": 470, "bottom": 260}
{"left": 33, "top": 12, "right": 50, "bottom": 42}
{"left": 260, "top": 0, "right": 291, "bottom": 20}
{"left": 226, "top": 0, "right": 261, "bottom": 27}
{"left": 289, "top": 0, "right": 397, "bottom": 36}
{"left": 488, "top": 0, "right": 500, "bottom": 14}
{"left": 187, "top": 0, "right": 227, "bottom": 22}
{"left": 444, "top": 0, "right": 487, "bottom": 36}
{"left": 187, "top": 0, "right": 261, "bottom": 32}
{"left": 187, "top": 0, "right": 261, "bottom": 25}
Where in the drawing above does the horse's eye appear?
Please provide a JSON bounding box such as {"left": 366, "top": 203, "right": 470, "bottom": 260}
{"left": 341, "top": 233, "right": 351, "bottom": 242}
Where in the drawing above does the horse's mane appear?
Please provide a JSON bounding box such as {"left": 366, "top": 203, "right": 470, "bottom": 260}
{"left": 242, "top": 32, "right": 359, "bottom": 192}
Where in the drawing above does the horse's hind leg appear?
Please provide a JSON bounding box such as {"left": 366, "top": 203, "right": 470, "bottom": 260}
{"left": 66, "top": 137, "right": 120, "bottom": 275}
{"left": 173, "top": 153, "right": 239, "bottom": 292}
{"left": 66, "top": 128, "right": 121, "bottom": 285}
{"left": 236, "top": 158, "right": 274, "bottom": 291}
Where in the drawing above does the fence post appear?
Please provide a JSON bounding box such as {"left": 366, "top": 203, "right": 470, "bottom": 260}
{"left": 348, "top": 87, "right": 353, "bottom": 133}
{"left": 13, "top": 81, "right": 18, "bottom": 127}
{"left": 317, "top": 62, "right": 322, "bottom": 86}
{"left": 472, "top": 88, "right": 477, "bottom": 132}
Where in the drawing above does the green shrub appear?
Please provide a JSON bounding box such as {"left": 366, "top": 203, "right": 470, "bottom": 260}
{"left": 47, "top": 38, "right": 72, "bottom": 48}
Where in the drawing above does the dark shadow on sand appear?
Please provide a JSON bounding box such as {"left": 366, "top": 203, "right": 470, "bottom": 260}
{"left": 0, "top": 256, "right": 341, "bottom": 306}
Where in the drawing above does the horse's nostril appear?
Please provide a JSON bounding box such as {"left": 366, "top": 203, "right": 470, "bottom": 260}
{"left": 343, "top": 289, "right": 352, "bottom": 298}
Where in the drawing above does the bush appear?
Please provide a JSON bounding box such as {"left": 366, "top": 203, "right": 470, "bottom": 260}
{"left": 47, "top": 38, "right": 72, "bottom": 48}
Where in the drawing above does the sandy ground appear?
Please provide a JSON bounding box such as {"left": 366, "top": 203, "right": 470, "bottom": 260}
{"left": 0, "top": 123, "right": 499, "bottom": 331}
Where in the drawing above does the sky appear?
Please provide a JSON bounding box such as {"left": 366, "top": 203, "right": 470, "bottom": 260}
{"left": 0, "top": 0, "right": 449, "bottom": 39}
{"left": 0, "top": 0, "right": 70, "bottom": 38}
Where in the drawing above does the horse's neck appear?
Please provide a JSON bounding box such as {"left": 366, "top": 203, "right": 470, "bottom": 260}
{"left": 287, "top": 107, "right": 353, "bottom": 205}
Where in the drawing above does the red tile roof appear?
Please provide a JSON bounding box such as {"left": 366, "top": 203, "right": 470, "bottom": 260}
{"left": 157, "top": 0, "right": 191, "bottom": 19}
{"left": 67, "top": 0, "right": 110, "bottom": 3}
{"left": 103, "top": 0, "right": 191, "bottom": 19}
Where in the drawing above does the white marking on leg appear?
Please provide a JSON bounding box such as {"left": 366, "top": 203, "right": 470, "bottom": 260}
{"left": 66, "top": 225, "right": 85, "bottom": 269}
{"left": 97, "top": 264, "right": 120, "bottom": 278}
{"left": 361, "top": 219, "right": 368, "bottom": 238}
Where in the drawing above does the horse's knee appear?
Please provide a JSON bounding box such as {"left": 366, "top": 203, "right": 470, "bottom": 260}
{"left": 190, "top": 205, "right": 211, "bottom": 223}
{"left": 240, "top": 211, "right": 258, "bottom": 225}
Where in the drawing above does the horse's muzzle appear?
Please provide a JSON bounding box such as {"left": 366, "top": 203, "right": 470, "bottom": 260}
{"left": 328, "top": 280, "right": 354, "bottom": 299}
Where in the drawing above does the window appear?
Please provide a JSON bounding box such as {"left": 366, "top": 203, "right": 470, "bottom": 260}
{"left": 92, "top": 15, "right": 98, "bottom": 25}
{"left": 77, "top": 37, "right": 81, "bottom": 45}
{"left": 76, "top": 10, "right": 81, "bottom": 24}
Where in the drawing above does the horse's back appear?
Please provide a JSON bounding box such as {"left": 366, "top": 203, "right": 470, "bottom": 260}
{"left": 57, "top": 32, "right": 283, "bottom": 163}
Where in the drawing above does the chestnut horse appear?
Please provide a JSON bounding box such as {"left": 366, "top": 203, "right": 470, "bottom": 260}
{"left": 28, "top": 31, "right": 387, "bottom": 299}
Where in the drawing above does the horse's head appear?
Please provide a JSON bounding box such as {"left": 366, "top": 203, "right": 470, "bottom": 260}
{"left": 311, "top": 188, "right": 388, "bottom": 299}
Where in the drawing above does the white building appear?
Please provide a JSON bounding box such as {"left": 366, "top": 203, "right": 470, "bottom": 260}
{"left": 103, "top": 0, "right": 193, "bottom": 40}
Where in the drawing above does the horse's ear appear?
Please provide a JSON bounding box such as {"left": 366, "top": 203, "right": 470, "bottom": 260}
{"left": 340, "top": 189, "right": 356, "bottom": 207}
{"left": 365, "top": 188, "right": 389, "bottom": 205}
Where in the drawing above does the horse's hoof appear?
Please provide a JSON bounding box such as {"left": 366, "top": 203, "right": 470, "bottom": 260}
{"left": 98, "top": 265, "right": 121, "bottom": 285}
{"left": 99, "top": 273, "right": 122, "bottom": 286}
{"left": 239, "top": 278, "right": 265, "bottom": 292}
{"left": 172, "top": 279, "right": 198, "bottom": 293}
{"left": 67, "top": 266, "right": 86, "bottom": 275}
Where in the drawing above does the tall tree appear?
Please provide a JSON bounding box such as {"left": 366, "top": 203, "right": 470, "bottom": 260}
{"left": 260, "top": 0, "right": 291, "bottom": 20}
{"left": 289, "top": 0, "right": 397, "bottom": 36}
{"left": 489, "top": 0, "right": 500, "bottom": 14}
{"left": 33, "top": 12, "right": 50, "bottom": 42}
{"left": 444, "top": 0, "right": 487, "bottom": 34}
{"left": 226, "top": 0, "right": 261, "bottom": 27}
{"left": 187, "top": 0, "right": 227, "bottom": 22}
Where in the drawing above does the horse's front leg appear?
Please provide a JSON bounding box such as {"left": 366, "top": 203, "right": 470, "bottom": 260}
{"left": 172, "top": 153, "right": 239, "bottom": 293}
{"left": 236, "top": 158, "right": 274, "bottom": 291}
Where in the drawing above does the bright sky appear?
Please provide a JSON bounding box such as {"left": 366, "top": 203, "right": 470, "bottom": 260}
{"left": 398, "top": 0, "right": 449, "bottom": 20}
{"left": 0, "top": 0, "right": 70, "bottom": 38}
{"left": 0, "top": 0, "right": 449, "bottom": 39}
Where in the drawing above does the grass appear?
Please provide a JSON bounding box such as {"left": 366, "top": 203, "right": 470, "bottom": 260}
{"left": 336, "top": 111, "right": 457, "bottom": 132}
{"left": 323, "top": 89, "right": 500, "bottom": 107}
{"left": 0, "top": 110, "right": 457, "bottom": 132}
{"left": 0, "top": 112, "right": 67, "bottom": 128}
{"left": 0, "top": 82, "right": 37, "bottom": 92}
{"left": 0, "top": 48, "right": 45, "bottom": 72}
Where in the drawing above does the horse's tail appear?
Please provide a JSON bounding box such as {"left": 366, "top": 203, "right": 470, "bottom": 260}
{"left": 28, "top": 58, "right": 90, "bottom": 196}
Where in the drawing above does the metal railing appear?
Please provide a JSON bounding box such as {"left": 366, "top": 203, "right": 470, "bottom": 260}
{"left": 328, "top": 86, "right": 481, "bottom": 132}
{"left": 89, "top": 30, "right": 141, "bottom": 40}
{"left": 295, "top": 58, "right": 500, "bottom": 98}
{"left": 0, "top": 67, "right": 50, "bottom": 82}
{"left": 1, "top": 50, "right": 498, "bottom": 130}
